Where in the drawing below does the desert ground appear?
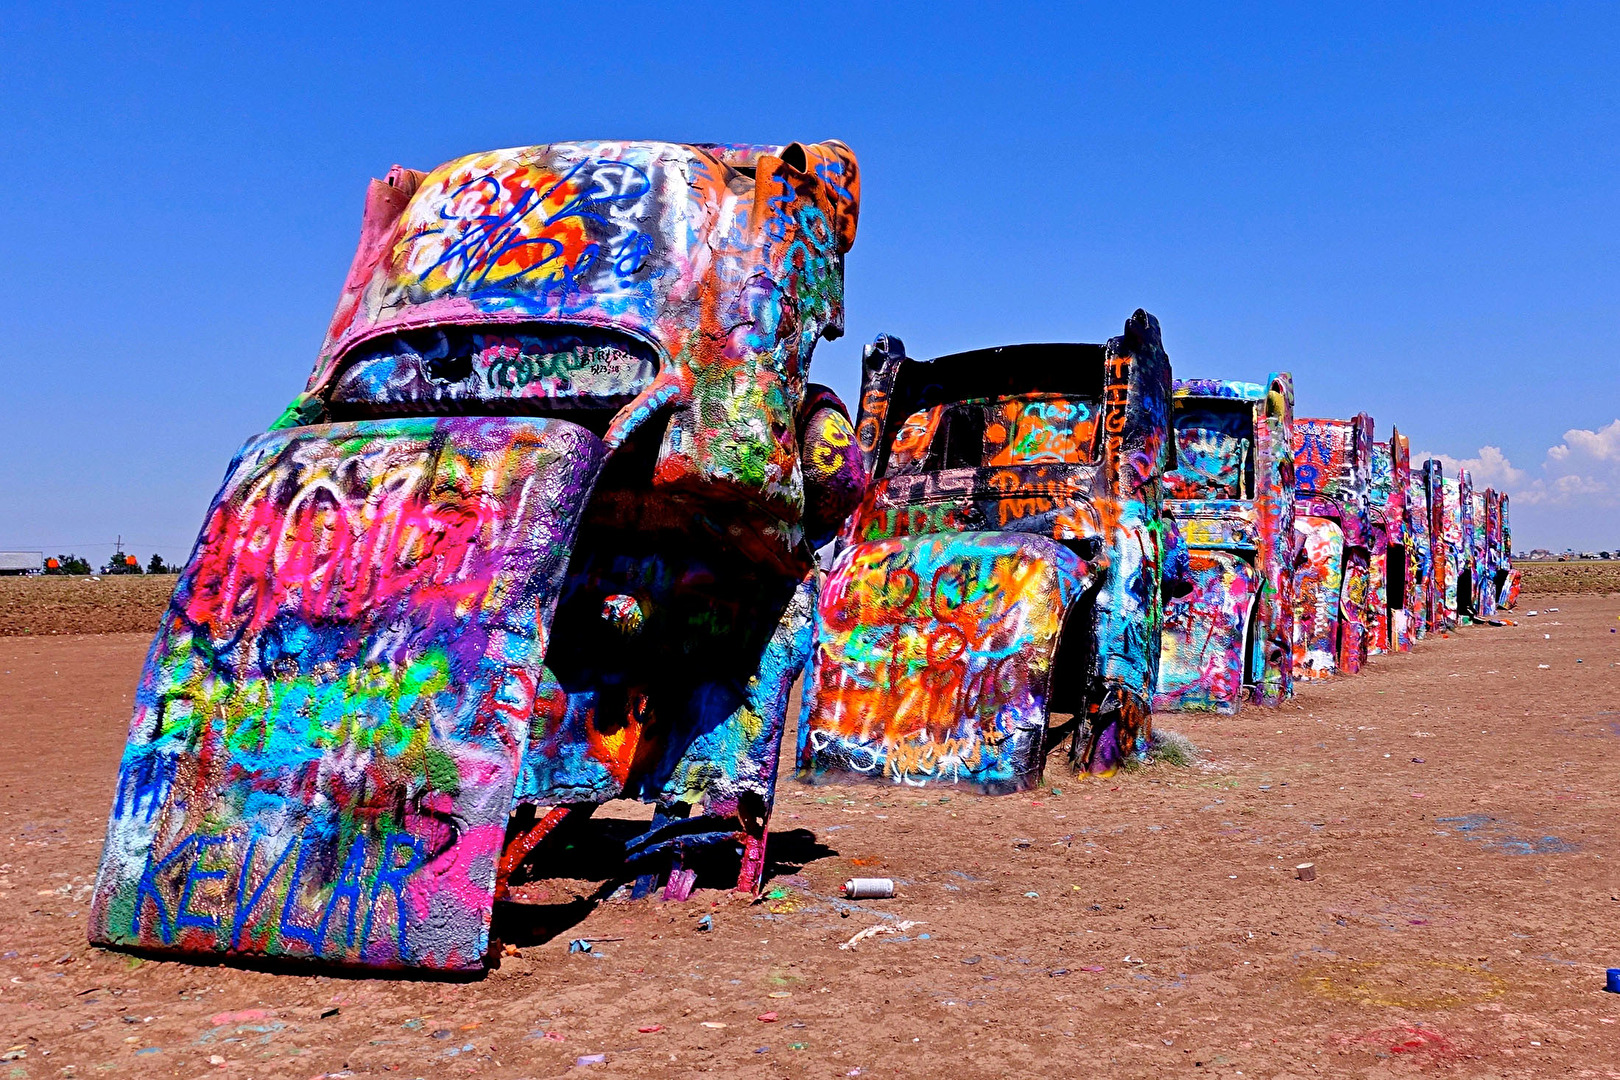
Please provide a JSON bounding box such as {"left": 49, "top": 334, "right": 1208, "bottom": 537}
{"left": 1, "top": 571, "right": 1618, "bottom": 1078}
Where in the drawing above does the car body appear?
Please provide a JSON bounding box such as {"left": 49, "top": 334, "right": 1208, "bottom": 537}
{"left": 1495, "top": 492, "right": 1520, "bottom": 608}
{"left": 90, "top": 140, "right": 865, "bottom": 971}
{"left": 1290, "top": 414, "right": 1375, "bottom": 678}
{"left": 1404, "top": 459, "right": 1438, "bottom": 640}
{"left": 798, "top": 311, "right": 1176, "bottom": 793}
{"left": 1420, "top": 458, "right": 1452, "bottom": 629}
{"left": 1477, "top": 488, "right": 1496, "bottom": 615}
{"left": 1436, "top": 469, "right": 1475, "bottom": 623}
{"left": 1367, "top": 430, "right": 1414, "bottom": 654}
{"left": 1153, "top": 374, "right": 1295, "bottom": 713}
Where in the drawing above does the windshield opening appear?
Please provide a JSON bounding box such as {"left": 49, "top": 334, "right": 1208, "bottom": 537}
{"left": 1165, "top": 398, "right": 1255, "bottom": 500}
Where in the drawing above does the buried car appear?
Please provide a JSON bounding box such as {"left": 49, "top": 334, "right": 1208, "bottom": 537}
{"left": 1290, "top": 414, "right": 1375, "bottom": 678}
{"left": 798, "top": 312, "right": 1177, "bottom": 793}
{"left": 1404, "top": 457, "right": 1437, "bottom": 640}
{"left": 1494, "top": 491, "right": 1520, "bottom": 608}
{"left": 1367, "top": 430, "right": 1415, "bottom": 654}
{"left": 1420, "top": 457, "right": 1455, "bottom": 630}
{"left": 1437, "top": 469, "right": 1475, "bottom": 624}
{"left": 88, "top": 140, "right": 866, "bottom": 972}
{"left": 1153, "top": 374, "right": 1296, "bottom": 713}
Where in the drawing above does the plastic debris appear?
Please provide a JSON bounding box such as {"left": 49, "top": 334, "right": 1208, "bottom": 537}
{"left": 638, "top": 1025, "right": 663, "bottom": 1034}
{"left": 1296, "top": 862, "right": 1317, "bottom": 882}
{"left": 569, "top": 939, "right": 592, "bottom": 953}
{"left": 1606, "top": 968, "right": 1620, "bottom": 994}
{"left": 842, "top": 878, "right": 894, "bottom": 899}
{"left": 757, "top": 1012, "right": 778, "bottom": 1022}
{"left": 696, "top": 915, "right": 713, "bottom": 932}
{"left": 575, "top": 1053, "right": 606, "bottom": 1066}
{"left": 840, "top": 920, "right": 924, "bottom": 950}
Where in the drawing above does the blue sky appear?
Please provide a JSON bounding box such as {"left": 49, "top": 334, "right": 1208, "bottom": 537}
{"left": 2, "top": 2, "right": 1618, "bottom": 564}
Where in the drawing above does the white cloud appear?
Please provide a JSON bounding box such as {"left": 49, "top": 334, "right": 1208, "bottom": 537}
{"left": 1414, "top": 438, "right": 1616, "bottom": 510}
{"left": 1546, "top": 419, "right": 1620, "bottom": 464}
{"left": 1422, "top": 445, "right": 1525, "bottom": 489}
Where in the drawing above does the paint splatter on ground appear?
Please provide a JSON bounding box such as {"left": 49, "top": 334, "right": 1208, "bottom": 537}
{"left": 1, "top": 597, "right": 1617, "bottom": 1075}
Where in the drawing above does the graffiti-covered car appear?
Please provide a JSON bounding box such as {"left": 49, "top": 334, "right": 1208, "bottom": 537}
{"left": 1421, "top": 458, "right": 1456, "bottom": 629}
{"left": 1436, "top": 469, "right": 1475, "bottom": 624}
{"left": 1153, "top": 375, "right": 1295, "bottom": 713}
{"left": 1469, "top": 487, "right": 1495, "bottom": 619}
{"left": 1367, "top": 430, "right": 1414, "bottom": 654}
{"left": 1290, "top": 414, "right": 1375, "bottom": 678}
{"left": 89, "top": 140, "right": 865, "bottom": 972}
{"left": 1495, "top": 491, "right": 1520, "bottom": 608}
{"left": 798, "top": 311, "right": 1176, "bottom": 793}
{"left": 1404, "top": 458, "right": 1437, "bottom": 640}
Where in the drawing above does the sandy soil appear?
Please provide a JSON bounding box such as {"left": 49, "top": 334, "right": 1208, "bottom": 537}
{"left": 2, "top": 601, "right": 1619, "bottom": 1078}
{"left": 1518, "top": 560, "right": 1620, "bottom": 597}
{"left": 0, "top": 576, "right": 178, "bottom": 636}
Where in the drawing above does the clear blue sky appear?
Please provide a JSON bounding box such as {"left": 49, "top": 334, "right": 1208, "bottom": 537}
{"left": 3, "top": 2, "right": 1618, "bottom": 564}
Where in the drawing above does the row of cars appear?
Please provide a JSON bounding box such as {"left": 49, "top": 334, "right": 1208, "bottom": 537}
{"left": 794, "top": 336, "right": 1518, "bottom": 795}
{"left": 86, "top": 140, "right": 1513, "bottom": 973}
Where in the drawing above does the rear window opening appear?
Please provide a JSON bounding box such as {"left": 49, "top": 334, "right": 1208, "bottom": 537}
{"left": 884, "top": 394, "right": 1101, "bottom": 476}
{"left": 1165, "top": 398, "right": 1255, "bottom": 500}
{"left": 325, "top": 323, "right": 658, "bottom": 427}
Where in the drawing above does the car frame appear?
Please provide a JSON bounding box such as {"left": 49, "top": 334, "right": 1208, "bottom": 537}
{"left": 1368, "top": 429, "right": 1415, "bottom": 654}
{"left": 1153, "top": 374, "right": 1296, "bottom": 713}
{"left": 1495, "top": 492, "right": 1521, "bottom": 608}
{"left": 89, "top": 139, "right": 865, "bottom": 972}
{"left": 798, "top": 311, "right": 1176, "bottom": 793}
{"left": 1290, "top": 413, "right": 1375, "bottom": 678}
{"left": 1404, "top": 458, "right": 1437, "bottom": 640}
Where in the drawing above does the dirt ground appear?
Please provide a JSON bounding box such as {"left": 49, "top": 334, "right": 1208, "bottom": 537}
{"left": 0, "top": 576, "right": 179, "bottom": 637}
{"left": 1518, "top": 560, "right": 1620, "bottom": 598}
{"left": 3, "top": 597, "right": 1620, "bottom": 1078}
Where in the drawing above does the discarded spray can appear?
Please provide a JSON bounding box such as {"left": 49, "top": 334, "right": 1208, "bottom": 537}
{"left": 843, "top": 878, "right": 895, "bottom": 899}
{"left": 1606, "top": 968, "right": 1620, "bottom": 994}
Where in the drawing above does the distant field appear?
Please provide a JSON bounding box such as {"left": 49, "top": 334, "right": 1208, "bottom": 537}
{"left": 0, "top": 560, "right": 1614, "bottom": 636}
{"left": 0, "top": 574, "right": 178, "bottom": 636}
{"left": 1517, "top": 559, "right": 1620, "bottom": 596}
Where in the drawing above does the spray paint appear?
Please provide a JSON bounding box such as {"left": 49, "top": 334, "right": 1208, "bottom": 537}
{"left": 842, "top": 878, "right": 895, "bottom": 899}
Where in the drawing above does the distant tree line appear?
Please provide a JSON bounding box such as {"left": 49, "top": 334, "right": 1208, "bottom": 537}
{"left": 43, "top": 554, "right": 176, "bottom": 575}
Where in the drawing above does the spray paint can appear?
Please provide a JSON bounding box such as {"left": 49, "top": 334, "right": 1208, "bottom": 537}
{"left": 842, "top": 878, "right": 895, "bottom": 899}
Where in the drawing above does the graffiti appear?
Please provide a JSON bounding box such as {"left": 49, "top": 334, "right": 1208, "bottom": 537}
{"left": 1367, "top": 431, "right": 1413, "bottom": 654}
{"left": 1293, "top": 516, "right": 1345, "bottom": 676}
{"left": 91, "top": 418, "right": 605, "bottom": 969}
{"left": 1496, "top": 492, "right": 1519, "bottom": 608}
{"left": 1156, "top": 550, "right": 1257, "bottom": 710}
{"left": 1405, "top": 467, "right": 1434, "bottom": 640}
{"left": 802, "top": 313, "right": 1176, "bottom": 791}
{"left": 1290, "top": 415, "right": 1373, "bottom": 678}
{"left": 94, "top": 141, "right": 866, "bottom": 972}
{"left": 800, "top": 532, "right": 1089, "bottom": 792}
{"left": 1155, "top": 375, "right": 1295, "bottom": 712}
